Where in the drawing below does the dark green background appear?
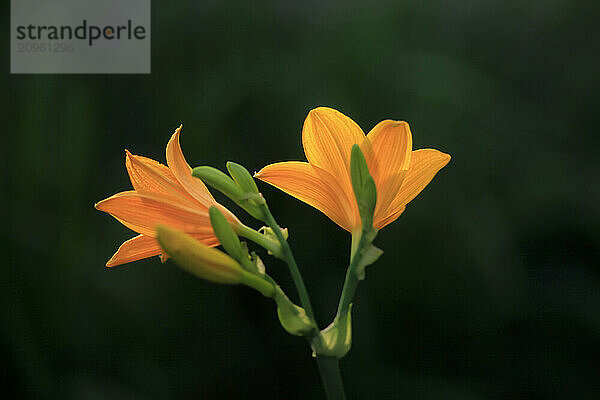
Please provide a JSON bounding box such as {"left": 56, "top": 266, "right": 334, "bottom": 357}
{"left": 3, "top": 0, "right": 599, "bottom": 398}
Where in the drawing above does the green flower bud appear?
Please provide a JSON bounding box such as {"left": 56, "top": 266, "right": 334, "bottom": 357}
{"left": 209, "top": 206, "right": 244, "bottom": 261}
{"left": 226, "top": 161, "right": 259, "bottom": 195}
{"left": 350, "top": 144, "right": 377, "bottom": 230}
{"left": 192, "top": 165, "right": 266, "bottom": 221}
{"left": 156, "top": 224, "right": 275, "bottom": 297}
{"left": 156, "top": 224, "right": 244, "bottom": 284}
{"left": 192, "top": 166, "right": 245, "bottom": 201}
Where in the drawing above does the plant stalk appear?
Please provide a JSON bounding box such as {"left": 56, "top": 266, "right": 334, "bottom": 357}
{"left": 316, "top": 356, "right": 346, "bottom": 400}
{"left": 336, "top": 229, "right": 365, "bottom": 317}
{"left": 234, "top": 222, "right": 283, "bottom": 259}
{"left": 262, "top": 208, "right": 317, "bottom": 322}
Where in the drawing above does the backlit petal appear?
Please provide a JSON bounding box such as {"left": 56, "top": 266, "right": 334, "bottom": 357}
{"left": 166, "top": 126, "right": 217, "bottom": 206}
{"left": 302, "top": 107, "right": 365, "bottom": 201}
{"left": 125, "top": 150, "right": 197, "bottom": 206}
{"left": 106, "top": 234, "right": 163, "bottom": 267}
{"left": 364, "top": 120, "right": 413, "bottom": 222}
{"left": 373, "top": 205, "right": 406, "bottom": 230}
{"left": 255, "top": 161, "right": 357, "bottom": 231}
{"left": 95, "top": 190, "right": 215, "bottom": 239}
{"left": 386, "top": 149, "right": 451, "bottom": 215}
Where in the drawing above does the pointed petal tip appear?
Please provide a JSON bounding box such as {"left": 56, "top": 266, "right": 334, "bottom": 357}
{"left": 94, "top": 199, "right": 106, "bottom": 211}
{"left": 124, "top": 149, "right": 138, "bottom": 165}
{"left": 166, "top": 126, "right": 183, "bottom": 151}
{"left": 124, "top": 149, "right": 136, "bottom": 160}
{"left": 390, "top": 120, "right": 409, "bottom": 128}
{"left": 439, "top": 151, "right": 452, "bottom": 166}
{"left": 171, "top": 124, "right": 183, "bottom": 139}
{"left": 105, "top": 252, "right": 123, "bottom": 267}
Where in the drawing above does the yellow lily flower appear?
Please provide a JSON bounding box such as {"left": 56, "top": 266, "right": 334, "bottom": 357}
{"left": 255, "top": 107, "right": 450, "bottom": 232}
{"left": 95, "top": 126, "right": 238, "bottom": 267}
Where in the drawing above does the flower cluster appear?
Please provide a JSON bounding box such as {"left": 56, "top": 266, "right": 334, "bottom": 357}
{"left": 96, "top": 107, "right": 451, "bottom": 398}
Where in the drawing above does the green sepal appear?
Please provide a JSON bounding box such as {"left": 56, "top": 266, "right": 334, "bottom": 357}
{"left": 312, "top": 304, "right": 353, "bottom": 359}
{"left": 355, "top": 244, "right": 383, "bottom": 280}
{"left": 275, "top": 290, "right": 314, "bottom": 336}
{"left": 209, "top": 206, "right": 244, "bottom": 261}
{"left": 250, "top": 252, "right": 266, "bottom": 276}
{"left": 227, "top": 161, "right": 259, "bottom": 195}
{"left": 350, "top": 145, "right": 377, "bottom": 230}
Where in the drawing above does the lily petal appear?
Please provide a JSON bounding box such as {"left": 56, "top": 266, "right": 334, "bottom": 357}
{"left": 373, "top": 205, "right": 406, "bottom": 230}
{"left": 95, "top": 190, "right": 215, "bottom": 239}
{"left": 166, "top": 126, "right": 217, "bottom": 206}
{"left": 364, "top": 120, "right": 413, "bottom": 222}
{"left": 388, "top": 149, "right": 451, "bottom": 213}
{"left": 302, "top": 107, "right": 365, "bottom": 198}
{"left": 125, "top": 150, "right": 197, "bottom": 206}
{"left": 106, "top": 234, "right": 164, "bottom": 267}
{"left": 255, "top": 161, "right": 357, "bottom": 231}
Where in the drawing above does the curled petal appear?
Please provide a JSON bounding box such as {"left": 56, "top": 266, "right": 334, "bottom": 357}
{"left": 166, "top": 126, "right": 217, "bottom": 206}
{"left": 106, "top": 234, "right": 164, "bottom": 267}
{"left": 255, "top": 161, "right": 357, "bottom": 231}
{"left": 95, "top": 191, "right": 215, "bottom": 239}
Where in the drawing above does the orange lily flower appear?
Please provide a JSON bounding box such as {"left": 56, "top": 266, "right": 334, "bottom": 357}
{"left": 255, "top": 107, "right": 450, "bottom": 232}
{"left": 95, "top": 126, "right": 238, "bottom": 267}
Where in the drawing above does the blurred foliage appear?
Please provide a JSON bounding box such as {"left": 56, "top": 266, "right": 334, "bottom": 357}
{"left": 2, "top": 0, "right": 599, "bottom": 398}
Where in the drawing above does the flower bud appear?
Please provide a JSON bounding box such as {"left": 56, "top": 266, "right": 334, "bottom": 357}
{"left": 226, "top": 161, "right": 259, "bottom": 195}
{"left": 193, "top": 165, "right": 266, "bottom": 220}
{"left": 350, "top": 144, "right": 377, "bottom": 230}
{"left": 156, "top": 224, "right": 244, "bottom": 284}
{"left": 192, "top": 166, "right": 245, "bottom": 202}
{"left": 157, "top": 225, "right": 275, "bottom": 297}
{"left": 209, "top": 206, "right": 245, "bottom": 261}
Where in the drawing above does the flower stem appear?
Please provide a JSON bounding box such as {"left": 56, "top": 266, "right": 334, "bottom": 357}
{"left": 262, "top": 208, "right": 317, "bottom": 322}
{"left": 234, "top": 222, "right": 283, "bottom": 259}
{"left": 336, "top": 229, "right": 365, "bottom": 317}
{"left": 316, "top": 356, "right": 346, "bottom": 400}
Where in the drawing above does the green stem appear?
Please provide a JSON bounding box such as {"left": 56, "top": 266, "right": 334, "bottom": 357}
{"left": 234, "top": 222, "right": 283, "bottom": 259}
{"left": 262, "top": 208, "right": 317, "bottom": 322}
{"left": 316, "top": 356, "right": 346, "bottom": 400}
{"left": 336, "top": 229, "right": 365, "bottom": 317}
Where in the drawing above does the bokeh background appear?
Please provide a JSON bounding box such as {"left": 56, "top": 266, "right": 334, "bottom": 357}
{"left": 2, "top": 0, "right": 599, "bottom": 398}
